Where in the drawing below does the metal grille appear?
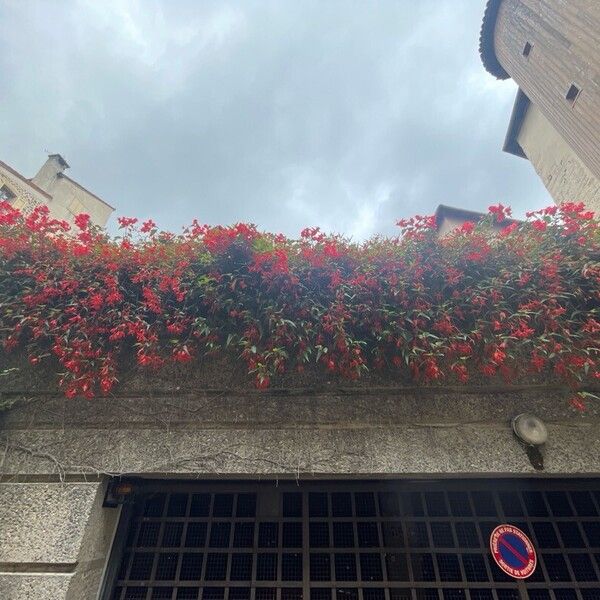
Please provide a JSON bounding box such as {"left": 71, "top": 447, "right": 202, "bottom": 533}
{"left": 108, "top": 481, "right": 600, "bottom": 600}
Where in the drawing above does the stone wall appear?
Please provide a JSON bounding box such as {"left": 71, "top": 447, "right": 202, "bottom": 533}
{"left": 0, "top": 481, "right": 119, "bottom": 599}
{"left": 1, "top": 371, "right": 599, "bottom": 598}
{"left": 0, "top": 164, "right": 49, "bottom": 216}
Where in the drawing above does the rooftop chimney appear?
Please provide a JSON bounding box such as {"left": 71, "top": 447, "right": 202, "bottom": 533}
{"left": 31, "top": 153, "right": 70, "bottom": 191}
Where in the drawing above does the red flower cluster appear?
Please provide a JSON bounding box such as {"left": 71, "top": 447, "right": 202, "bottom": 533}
{"left": 0, "top": 201, "right": 598, "bottom": 405}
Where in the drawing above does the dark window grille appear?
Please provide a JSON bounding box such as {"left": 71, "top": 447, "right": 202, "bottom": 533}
{"left": 332, "top": 493, "right": 353, "bottom": 517}
{"left": 256, "top": 554, "right": 278, "bottom": 581}
{"left": 168, "top": 494, "right": 189, "bottom": 517}
{"left": 156, "top": 553, "right": 179, "bottom": 580}
{"left": 431, "top": 523, "right": 454, "bottom": 548}
{"left": 109, "top": 481, "right": 600, "bottom": 600}
{"left": 213, "top": 495, "right": 234, "bottom": 518}
{"left": 357, "top": 522, "right": 379, "bottom": 548}
{"left": 309, "top": 523, "right": 330, "bottom": 548}
{"left": 236, "top": 494, "right": 257, "bottom": 518}
{"left": 309, "top": 493, "right": 329, "bottom": 517}
{"left": 205, "top": 553, "right": 228, "bottom": 581}
{"left": 186, "top": 523, "right": 208, "bottom": 548}
{"left": 282, "top": 553, "right": 303, "bottom": 581}
{"left": 209, "top": 523, "right": 231, "bottom": 548}
{"left": 283, "top": 493, "right": 302, "bottom": 517}
{"left": 180, "top": 554, "right": 203, "bottom": 581}
{"left": 258, "top": 523, "right": 278, "bottom": 548}
{"left": 231, "top": 554, "right": 253, "bottom": 581}
{"left": 138, "top": 522, "right": 161, "bottom": 547}
{"left": 310, "top": 554, "right": 330, "bottom": 581}
{"left": 335, "top": 554, "right": 357, "bottom": 581}
{"left": 233, "top": 523, "right": 254, "bottom": 548}
{"left": 333, "top": 522, "right": 355, "bottom": 547}
{"left": 190, "top": 494, "right": 211, "bottom": 517}
{"left": 283, "top": 522, "right": 303, "bottom": 548}
{"left": 448, "top": 493, "right": 471, "bottom": 518}
{"left": 163, "top": 523, "right": 184, "bottom": 547}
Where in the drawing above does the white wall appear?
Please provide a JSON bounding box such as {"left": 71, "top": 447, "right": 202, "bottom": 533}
{"left": 517, "top": 103, "right": 600, "bottom": 214}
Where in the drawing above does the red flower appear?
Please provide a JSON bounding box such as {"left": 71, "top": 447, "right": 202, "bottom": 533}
{"left": 88, "top": 292, "right": 104, "bottom": 311}
{"left": 569, "top": 395, "right": 586, "bottom": 412}
{"left": 488, "top": 203, "right": 512, "bottom": 222}
{"left": 500, "top": 222, "right": 518, "bottom": 236}
{"left": 451, "top": 364, "right": 468, "bottom": 383}
{"left": 74, "top": 213, "right": 91, "bottom": 230}
{"left": 255, "top": 375, "right": 270, "bottom": 389}
{"left": 491, "top": 348, "right": 506, "bottom": 365}
{"left": 0, "top": 202, "right": 596, "bottom": 400}
{"left": 530, "top": 353, "right": 546, "bottom": 373}
{"left": 117, "top": 216, "right": 138, "bottom": 228}
{"left": 141, "top": 219, "right": 157, "bottom": 233}
{"left": 532, "top": 220, "right": 547, "bottom": 231}
{"left": 72, "top": 243, "right": 91, "bottom": 256}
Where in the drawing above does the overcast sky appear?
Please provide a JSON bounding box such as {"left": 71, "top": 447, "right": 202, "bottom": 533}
{"left": 0, "top": 0, "right": 551, "bottom": 238}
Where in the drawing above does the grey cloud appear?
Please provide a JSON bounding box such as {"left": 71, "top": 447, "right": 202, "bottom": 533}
{"left": 0, "top": 0, "right": 551, "bottom": 238}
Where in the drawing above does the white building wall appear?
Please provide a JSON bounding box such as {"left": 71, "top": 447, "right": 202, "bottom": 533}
{"left": 517, "top": 103, "right": 600, "bottom": 214}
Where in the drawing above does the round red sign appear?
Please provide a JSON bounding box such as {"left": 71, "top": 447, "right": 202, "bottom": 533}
{"left": 490, "top": 524, "right": 537, "bottom": 579}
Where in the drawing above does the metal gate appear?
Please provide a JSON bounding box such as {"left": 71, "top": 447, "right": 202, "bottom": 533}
{"left": 106, "top": 480, "right": 600, "bottom": 600}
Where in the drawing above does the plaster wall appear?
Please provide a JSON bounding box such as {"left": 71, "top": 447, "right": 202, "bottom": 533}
{"left": 43, "top": 175, "right": 113, "bottom": 228}
{"left": 517, "top": 102, "right": 600, "bottom": 214}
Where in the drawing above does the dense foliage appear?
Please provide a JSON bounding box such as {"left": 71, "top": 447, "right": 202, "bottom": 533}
{"left": 0, "top": 201, "right": 598, "bottom": 407}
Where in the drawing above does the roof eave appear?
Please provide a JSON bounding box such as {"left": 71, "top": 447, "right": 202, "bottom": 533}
{"left": 502, "top": 88, "right": 529, "bottom": 159}
{"left": 479, "top": 0, "right": 510, "bottom": 80}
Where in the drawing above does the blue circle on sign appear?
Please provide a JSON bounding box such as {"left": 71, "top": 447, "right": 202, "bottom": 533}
{"left": 490, "top": 524, "right": 536, "bottom": 579}
{"left": 498, "top": 532, "right": 529, "bottom": 568}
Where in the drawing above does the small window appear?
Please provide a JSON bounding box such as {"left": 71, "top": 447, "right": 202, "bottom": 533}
{"left": 566, "top": 84, "right": 581, "bottom": 103}
{"left": 522, "top": 42, "right": 532, "bottom": 57}
{"left": 0, "top": 184, "right": 16, "bottom": 202}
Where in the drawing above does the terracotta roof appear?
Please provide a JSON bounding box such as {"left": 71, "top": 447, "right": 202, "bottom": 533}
{"left": 58, "top": 173, "right": 115, "bottom": 211}
{"left": 0, "top": 160, "right": 52, "bottom": 200}
{"left": 479, "top": 0, "right": 510, "bottom": 79}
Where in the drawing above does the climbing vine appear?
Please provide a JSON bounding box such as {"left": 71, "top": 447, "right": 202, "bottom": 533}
{"left": 0, "top": 201, "right": 598, "bottom": 407}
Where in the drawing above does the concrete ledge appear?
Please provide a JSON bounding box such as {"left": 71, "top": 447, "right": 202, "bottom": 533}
{"left": 0, "top": 573, "right": 72, "bottom": 600}
{"left": 0, "top": 483, "right": 100, "bottom": 563}
{"left": 1, "top": 388, "right": 596, "bottom": 430}
{"left": 1, "top": 422, "right": 598, "bottom": 477}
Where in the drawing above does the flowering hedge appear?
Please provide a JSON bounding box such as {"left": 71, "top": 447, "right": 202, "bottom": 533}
{"left": 0, "top": 201, "right": 598, "bottom": 407}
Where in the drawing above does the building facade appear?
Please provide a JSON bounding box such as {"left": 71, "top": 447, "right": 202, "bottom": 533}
{"left": 0, "top": 154, "right": 114, "bottom": 229}
{"left": 479, "top": 0, "right": 600, "bottom": 213}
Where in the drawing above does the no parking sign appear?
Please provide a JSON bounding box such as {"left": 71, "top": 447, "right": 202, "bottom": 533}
{"left": 490, "top": 524, "right": 537, "bottom": 579}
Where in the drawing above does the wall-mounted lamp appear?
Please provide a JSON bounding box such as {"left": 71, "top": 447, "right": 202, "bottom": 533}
{"left": 512, "top": 413, "right": 548, "bottom": 446}
{"left": 512, "top": 413, "right": 547, "bottom": 471}
{"left": 103, "top": 479, "right": 136, "bottom": 507}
